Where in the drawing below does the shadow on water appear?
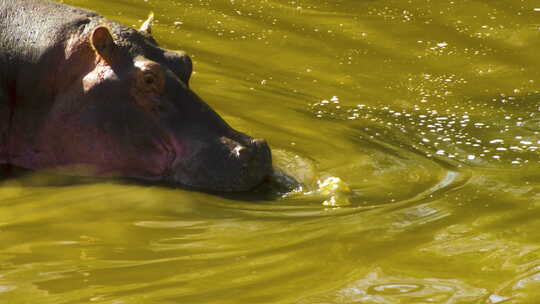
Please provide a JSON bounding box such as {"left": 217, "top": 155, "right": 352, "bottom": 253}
{"left": 0, "top": 165, "right": 299, "bottom": 202}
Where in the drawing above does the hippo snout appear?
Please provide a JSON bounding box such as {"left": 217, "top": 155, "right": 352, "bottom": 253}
{"left": 170, "top": 134, "right": 272, "bottom": 192}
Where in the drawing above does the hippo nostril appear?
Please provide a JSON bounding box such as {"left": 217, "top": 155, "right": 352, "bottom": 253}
{"left": 232, "top": 145, "right": 249, "bottom": 159}
{"left": 251, "top": 138, "right": 267, "bottom": 147}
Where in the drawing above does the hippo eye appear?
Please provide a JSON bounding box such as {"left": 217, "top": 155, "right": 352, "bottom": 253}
{"left": 134, "top": 60, "right": 165, "bottom": 96}
{"left": 144, "top": 73, "right": 156, "bottom": 86}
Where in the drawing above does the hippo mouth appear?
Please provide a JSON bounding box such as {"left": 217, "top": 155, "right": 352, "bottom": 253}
{"left": 165, "top": 135, "right": 273, "bottom": 192}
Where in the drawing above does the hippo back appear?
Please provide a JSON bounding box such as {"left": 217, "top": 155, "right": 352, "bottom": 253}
{"left": 0, "top": 1, "right": 10, "bottom": 163}
{"left": 0, "top": 0, "right": 96, "bottom": 164}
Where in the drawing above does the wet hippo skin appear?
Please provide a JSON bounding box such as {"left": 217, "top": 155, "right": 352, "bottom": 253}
{"left": 0, "top": 0, "right": 272, "bottom": 191}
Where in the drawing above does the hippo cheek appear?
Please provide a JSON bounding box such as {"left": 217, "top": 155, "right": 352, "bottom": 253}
{"left": 90, "top": 124, "right": 177, "bottom": 179}
{"left": 82, "top": 136, "right": 174, "bottom": 179}
{"left": 30, "top": 105, "right": 176, "bottom": 180}
{"left": 170, "top": 136, "right": 272, "bottom": 192}
{"left": 107, "top": 134, "right": 176, "bottom": 179}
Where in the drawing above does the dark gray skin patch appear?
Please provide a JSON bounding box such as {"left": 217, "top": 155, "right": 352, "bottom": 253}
{"left": 0, "top": 0, "right": 272, "bottom": 192}
{"left": 0, "top": 87, "right": 7, "bottom": 164}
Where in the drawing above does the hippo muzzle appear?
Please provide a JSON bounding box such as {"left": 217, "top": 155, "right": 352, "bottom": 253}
{"left": 170, "top": 135, "right": 272, "bottom": 192}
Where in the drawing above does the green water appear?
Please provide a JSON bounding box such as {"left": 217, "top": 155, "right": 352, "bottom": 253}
{"left": 1, "top": 0, "right": 540, "bottom": 303}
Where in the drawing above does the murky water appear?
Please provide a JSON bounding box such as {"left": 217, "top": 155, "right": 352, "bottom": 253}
{"left": 1, "top": 0, "right": 540, "bottom": 303}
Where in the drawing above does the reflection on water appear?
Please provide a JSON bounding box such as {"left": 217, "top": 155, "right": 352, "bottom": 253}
{"left": 1, "top": 0, "right": 540, "bottom": 303}
{"left": 298, "top": 268, "right": 489, "bottom": 303}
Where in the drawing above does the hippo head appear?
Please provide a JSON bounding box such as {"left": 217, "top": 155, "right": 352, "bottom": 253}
{"left": 9, "top": 20, "right": 272, "bottom": 192}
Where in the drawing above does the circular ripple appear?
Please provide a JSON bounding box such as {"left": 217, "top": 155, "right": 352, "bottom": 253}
{"left": 368, "top": 283, "right": 424, "bottom": 295}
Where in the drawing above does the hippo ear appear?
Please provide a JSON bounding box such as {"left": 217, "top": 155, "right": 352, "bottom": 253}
{"left": 139, "top": 12, "right": 154, "bottom": 35}
{"left": 164, "top": 51, "right": 193, "bottom": 86}
{"left": 91, "top": 26, "right": 116, "bottom": 62}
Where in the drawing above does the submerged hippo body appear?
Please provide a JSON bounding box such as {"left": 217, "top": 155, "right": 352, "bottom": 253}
{"left": 0, "top": 0, "right": 272, "bottom": 191}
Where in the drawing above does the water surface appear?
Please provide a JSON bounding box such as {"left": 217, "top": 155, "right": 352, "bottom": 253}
{"left": 1, "top": 0, "right": 540, "bottom": 303}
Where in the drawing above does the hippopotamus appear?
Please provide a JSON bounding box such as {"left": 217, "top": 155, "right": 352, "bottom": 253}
{"left": 0, "top": 0, "right": 272, "bottom": 191}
